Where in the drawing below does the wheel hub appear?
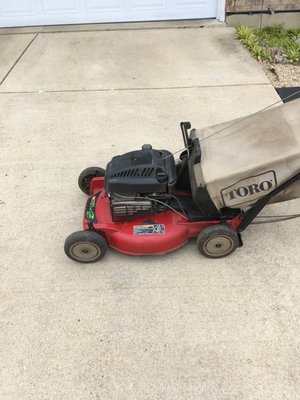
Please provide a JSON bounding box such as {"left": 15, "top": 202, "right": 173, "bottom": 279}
{"left": 70, "top": 242, "right": 101, "bottom": 261}
{"left": 204, "top": 235, "right": 234, "bottom": 256}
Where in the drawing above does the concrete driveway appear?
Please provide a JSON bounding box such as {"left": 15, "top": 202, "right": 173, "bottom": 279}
{"left": 0, "top": 23, "right": 299, "bottom": 400}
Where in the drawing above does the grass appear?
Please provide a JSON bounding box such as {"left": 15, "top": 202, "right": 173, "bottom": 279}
{"left": 236, "top": 24, "right": 300, "bottom": 63}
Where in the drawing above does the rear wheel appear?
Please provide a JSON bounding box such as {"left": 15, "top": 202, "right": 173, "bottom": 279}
{"left": 78, "top": 167, "right": 105, "bottom": 195}
{"left": 197, "top": 225, "right": 239, "bottom": 259}
{"left": 64, "top": 230, "right": 107, "bottom": 263}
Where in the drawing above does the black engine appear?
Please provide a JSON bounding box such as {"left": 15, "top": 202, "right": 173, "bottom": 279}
{"left": 105, "top": 144, "right": 176, "bottom": 221}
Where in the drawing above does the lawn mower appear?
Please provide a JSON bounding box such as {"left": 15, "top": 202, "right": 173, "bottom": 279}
{"left": 64, "top": 99, "right": 300, "bottom": 262}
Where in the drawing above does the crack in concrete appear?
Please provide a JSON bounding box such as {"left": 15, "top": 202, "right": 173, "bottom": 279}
{"left": 0, "top": 33, "right": 38, "bottom": 87}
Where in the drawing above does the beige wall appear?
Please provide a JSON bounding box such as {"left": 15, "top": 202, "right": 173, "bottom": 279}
{"left": 226, "top": 11, "right": 300, "bottom": 28}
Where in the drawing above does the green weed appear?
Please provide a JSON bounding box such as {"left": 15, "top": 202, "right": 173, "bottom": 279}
{"left": 236, "top": 24, "right": 300, "bottom": 64}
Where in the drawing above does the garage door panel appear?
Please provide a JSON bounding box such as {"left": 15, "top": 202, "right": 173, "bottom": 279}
{"left": 0, "top": 0, "right": 218, "bottom": 27}
{"left": 131, "top": 0, "right": 165, "bottom": 9}
{"left": 41, "top": 0, "right": 80, "bottom": 14}
{"left": 86, "top": 0, "right": 122, "bottom": 12}
{"left": 175, "top": 0, "right": 209, "bottom": 7}
{"left": 0, "top": 0, "right": 36, "bottom": 16}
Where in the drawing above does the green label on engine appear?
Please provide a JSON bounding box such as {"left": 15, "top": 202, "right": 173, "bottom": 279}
{"left": 85, "top": 192, "right": 100, "bottom": 223}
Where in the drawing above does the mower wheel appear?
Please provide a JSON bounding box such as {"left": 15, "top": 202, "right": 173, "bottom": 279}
{"left": 64, "top": 231, "right": 107, "bottom": 263}
{"left": 197, "top": 225, "right": 239, "bottom": 259}
{"left": 78, "top": 167, "right": 106, "bottom": 195}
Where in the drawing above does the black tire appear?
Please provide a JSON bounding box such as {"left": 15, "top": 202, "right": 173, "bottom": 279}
{"left": 64, "top": 230, "right": 107, "bottom": 263}
{"left": 197, "top": 225, "right": 239, "bottom": 259}
{"left": 78, "top": 167, "right": 106, "bottom": 195}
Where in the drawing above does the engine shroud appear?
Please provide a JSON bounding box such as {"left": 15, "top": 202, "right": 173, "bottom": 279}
{"left": 105, "top": 147, "right": 176, "bottom": 221}
{"left": 105, "top": 148, "right": 176, "bottom": 195}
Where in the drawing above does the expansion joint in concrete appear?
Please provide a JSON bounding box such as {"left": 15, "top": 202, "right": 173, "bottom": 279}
{"left": 0, "top": 82, "right": 272, "bottom": 95}
{"left": 0, "top": 33, "right": 38, "bottom": 87}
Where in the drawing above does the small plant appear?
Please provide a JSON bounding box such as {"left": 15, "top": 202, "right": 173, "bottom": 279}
{"left": 258, "top": 24, "right": 287, "bottom": 39}
{"left": 236, "top": 24, "right": 300, "bottom": 65}
{"left": 288, "top": 29, "right": 300, "bottom": 42}
{"left": 236, "top": 25, "right": 258, "bottom": 48}
{"left": 283, "top": 43, "right": 300, "bottom": 63}
{"left": 250, "top": 44, "right": 269, "bottom": 62}
{"left": 236, "top": 25, "right": 269, "bottom": 61}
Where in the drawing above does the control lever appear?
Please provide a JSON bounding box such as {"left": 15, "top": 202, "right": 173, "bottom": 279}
{"left": 180, "top": 121, "right": 191, "bottom": 157}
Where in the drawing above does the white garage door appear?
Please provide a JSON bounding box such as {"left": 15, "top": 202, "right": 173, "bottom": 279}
{"left": 0, "top": 0, "right": 219, "bottom": 28}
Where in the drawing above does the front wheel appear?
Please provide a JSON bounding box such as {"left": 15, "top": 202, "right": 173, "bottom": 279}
{"left": 197, "top": 225, "right": 239, "bottom": 259}
{"left": 78, "top": 167, "right": 105, "bottom": 195}
{"left": 64, "top": 230, "right": 107, "bottom": 263}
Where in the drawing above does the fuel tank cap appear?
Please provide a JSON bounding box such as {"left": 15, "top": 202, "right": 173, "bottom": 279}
{"left": 142, "top": 144, "right": 152, "bottom": 150}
